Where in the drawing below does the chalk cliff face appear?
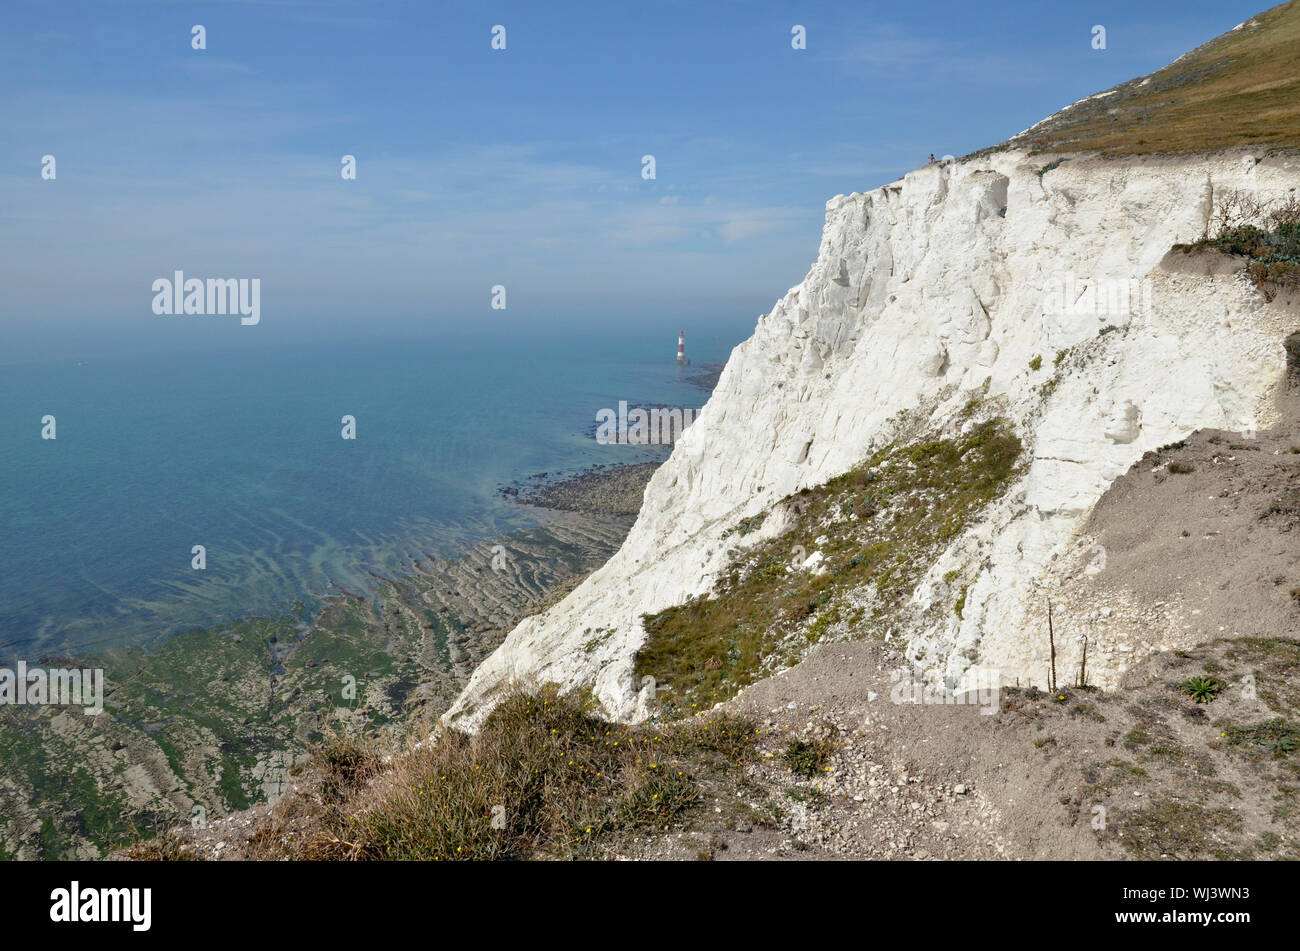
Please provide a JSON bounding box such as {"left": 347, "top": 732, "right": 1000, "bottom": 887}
{"left": 444, "top": 146, "right": 1300, "bottom": 732}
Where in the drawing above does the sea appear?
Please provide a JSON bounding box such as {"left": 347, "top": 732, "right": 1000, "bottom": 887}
{"left": 0, "top": 326, "right": 742, "bottom": 660}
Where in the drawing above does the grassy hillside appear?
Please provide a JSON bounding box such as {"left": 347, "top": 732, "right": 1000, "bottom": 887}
{"left": 1006, "top": 1, "right": 1300, "bottom": 155}
{"left": 635, "top": 397, "right": 1024, "bottom": 713}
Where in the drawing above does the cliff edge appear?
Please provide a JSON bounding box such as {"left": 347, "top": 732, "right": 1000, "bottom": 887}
{"left": 444, "top": 5, "right": 1300, "bottom": 733}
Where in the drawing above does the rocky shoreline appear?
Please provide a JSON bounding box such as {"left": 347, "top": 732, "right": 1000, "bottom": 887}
{"left": 0, "top": 461, "right": 663, "bottom": 859}
{"left": 685, "top": 362, "right": 725, "bottom": 392}
{"left": 500, "top": 461, "right": 660, "bottom": 517}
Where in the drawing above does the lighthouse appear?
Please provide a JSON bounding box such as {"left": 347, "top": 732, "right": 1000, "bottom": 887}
{"left": 676, "top": 329, "right": 690, "bottom": 366}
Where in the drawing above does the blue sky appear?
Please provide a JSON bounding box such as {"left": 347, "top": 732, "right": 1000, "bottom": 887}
{"left": 0, "top": 0, "right": 1275, "bottom": 362}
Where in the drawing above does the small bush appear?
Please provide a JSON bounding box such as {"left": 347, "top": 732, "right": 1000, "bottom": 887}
{"left": 222, "top": 686, "right": 760, "bottom": 861}
{"left": 1180, "top": 191, "right": 1300, "bottom": 299}
{"left": 783, "top": 738, "right": 833, "bottom": 778}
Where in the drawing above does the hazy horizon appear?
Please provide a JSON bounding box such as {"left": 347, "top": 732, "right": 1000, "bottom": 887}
{"left": 2, "top": 0, "right": 1272, "bottom": 364}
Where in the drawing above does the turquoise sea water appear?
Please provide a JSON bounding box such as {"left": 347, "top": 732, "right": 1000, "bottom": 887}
{"left": 0, "top": 329, "right": 735, "bottom": 658}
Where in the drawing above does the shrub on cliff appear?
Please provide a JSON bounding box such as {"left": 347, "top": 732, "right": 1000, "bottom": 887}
{"left": 131, "top": 685, "right": 760, "bottom": 861}
{"left": 1176, "top": 191, "right": 1300, "bottom": 300}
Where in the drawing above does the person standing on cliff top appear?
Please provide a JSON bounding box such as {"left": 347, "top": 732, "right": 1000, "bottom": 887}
{"left": 929, "top": 153, "right": 936, "bottom": 164}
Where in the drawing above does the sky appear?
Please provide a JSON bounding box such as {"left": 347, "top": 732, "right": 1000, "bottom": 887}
{"left": 0, "top": 0, "right": 1278, "bottom": 363}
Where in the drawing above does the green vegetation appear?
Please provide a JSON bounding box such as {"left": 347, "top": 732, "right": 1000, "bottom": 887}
{"left": 1224, "top": 718, "right": 1300, "bottom": 758}
{"left": 725, "top": 512, "right": 769, "bottom": 538}
{"left": 806, "top": 604, "right": 841, "bottom": 642}
{"left": 1028, "top": 354, "right": 1043, "bottom": 372}
{"left": 635, "top": 409, "right": 1023, "bottom": 710}
{"left": 1078, "top": 638, "right": 1300, "bottom": 858}
{"left": 1182, "top": 676, "right": 1224, "bottom": 703}
{"left": 1036, "top": 158, "right": 1065, "bottom": 178}
{"left": 783, "top": 738, "right": 834, "bottom": 778}
{"left": 1167, "top": 462, "right": 1196, "bottom": 474}
{"left": 423, "top": 610, "right": 456, "bottom": 671}
{"left": 1217, "top": 636, "right": 1300, "bottom": 712}
{"left": 1081, "top": 758, "right": 1149, "bottom": 796}
{"left": 1119, "top": 798, "right": 1244, "bottom": 859}
{"left": 1003, "top": 2, "right": 1300, "bottom": 155}
{"left": 1124, "top": 728, "right": 1152, "bottom": 748}
{"left": 0, "top": 582, "right": 464, "bottom": 857}
{"left": 1174, "top": 191, "right": 1300, "bottom": 299}
{"left": 953, "top": 584, "right": 969, "bottom": 619}
{"left": 1070, "top": 702, "right": 1105, "bottom": 722}
{"left": 140, "top": 685, "right": 761, "bottom": 861}
{"left": 785, "top": 784, "right": 829, "bottom": 808}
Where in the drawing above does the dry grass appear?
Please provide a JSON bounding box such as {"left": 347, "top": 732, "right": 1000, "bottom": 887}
{"left": 1005, "top": 1, "right": 1300, "bottom": 155}
{"left": 127, "top": 685, "right": 759, "bottom": 861}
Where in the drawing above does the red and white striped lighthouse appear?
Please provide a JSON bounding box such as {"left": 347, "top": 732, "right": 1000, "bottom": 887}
{"left": 676, "top": 329, "right": 687, "bottom": 365}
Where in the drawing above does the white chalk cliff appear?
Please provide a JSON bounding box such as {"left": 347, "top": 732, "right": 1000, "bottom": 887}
{"left": 444, "top": 142, "right": 1299, "bottom": 732}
